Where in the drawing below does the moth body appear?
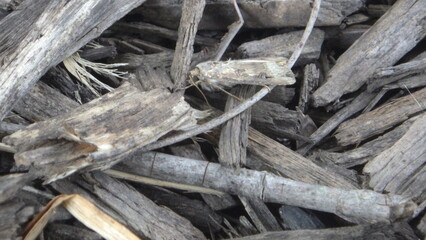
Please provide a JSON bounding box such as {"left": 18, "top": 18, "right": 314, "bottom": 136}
{"left": 190, "top": 57, "right": 296, "bottom": 91}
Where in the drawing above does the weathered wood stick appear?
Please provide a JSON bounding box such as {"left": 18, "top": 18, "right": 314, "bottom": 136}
{"left": 134, "top": 0, "right": 363, "bottom": 29}
{"left": 364, "top": 112, "right": 426, "bottom": 202}
{"left": 298, "top": 91, "right": 376, "bottom": 155}
{"left": 368, "top": 58, "right": 426, "bottom": 91}
{"left": 3, "top": 83, "right": 203, "bottom": 183}
{"left": 229, "top": 223, "right": 418, "bottom": 240}
{"left": 335, "top": 87, "right": 426, "bottom": 146}
{"left": 115, "top": 152, "right": 416, "bottom": 224}
{"left": 312, "top": 0, "right": 426, "bottom": 107}
{"left": 170, "top": 0, "right": 205, "bottom": 88}
{"left": 311, "top": 116, "right": 417, "bottom": 168}
{"left": 0, "top": 0, "right": 146, "bottom": 121}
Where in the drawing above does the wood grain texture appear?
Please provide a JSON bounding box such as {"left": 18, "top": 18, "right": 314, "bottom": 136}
{"left": 364, "top": 112, "right": 426, "bottom": 203}
{"left": 236, "top": 29, "right": 324, "bottom": 66}
{"left": 0, "top": 0, "right": 146, "bottom": 121}
{"left": 171, "top": 0, "right": 205, "bottom": 88}
{"left": 134, "top": 0, "right": 363, "bottom": 29}
{"left": 335, "top": 87, "right": 426, "bottom": 146}
{"left": 312, "top": 0, "right": 426, "bottom": 107}
{"left": 3, "top": 83, "right": 202, "bottom": 183}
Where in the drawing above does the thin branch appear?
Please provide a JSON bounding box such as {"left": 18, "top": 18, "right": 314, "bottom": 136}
{"left": 142, "top": 0, "right": 322, "bottom": 151}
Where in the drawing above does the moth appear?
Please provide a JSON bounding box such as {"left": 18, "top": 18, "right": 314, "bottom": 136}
{"left": 189, "top": 57, "right": 296, "bottom": 92}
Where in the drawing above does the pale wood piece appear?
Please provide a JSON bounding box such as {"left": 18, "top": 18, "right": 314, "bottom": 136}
{"left": 13, "top": 82, "right": 79, "bottom": 122}
{"left": 236, "top": 29, "right": 324, "bottom": 66}
{"left": 3, "top": 83, "right": 202, "bottom": 183}
{"left": 115, "top": 152, "right": 416, "bottom": 224}
{"left": 312, "top": 0, "right": 426, "bottom": 107}
{"left": 230, "top": 223, "right": 417, "bottom": 240}
{"left": 363, "top": 112, "right": 426, "bottom": 203}
{"left": 0, "top": 0, "right": 146, "bottom": 121}
{"left": 335, "top": 87, "right": 426, "bottom": 146}
{"left": 170, "top": 0, "right": 206, "bottom": 88}
{"left": 219, "top": 86, "right": 255, "bottom": 168}
{"left": 134, "top": 0, "right": 363, "bottom": 29}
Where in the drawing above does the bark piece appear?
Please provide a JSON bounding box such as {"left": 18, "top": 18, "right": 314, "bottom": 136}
{"left": 219, "top": 86, "right": 255, "bottom": 168}
{"left": 3, "top": 83, "right": 203, "bottom": 183}
{"left": 115, "top": 152, "right": 416, "bottom": 224}
{"left": 0, "top": 200, "right": 35, "bottom": 240}
{"left": 239, "top": 197, "right": 282, "bottom": 232}
{"left": 236, "top": 29, "right": 324, "bottom": 66}
{"left": 279, "top": 205, "right": 325, "bottom": 230}
{"left": 229, "top": 223, "right": 417, "bottom": 240}
{"left": 299, "top": 64, "right": 320, "bottom": 113}
{"left": 310, "top": 116, "right": 416, "bottom": 168}
{"left": 135, "top": 0, "right": 363, "bottom": 29}
{"left": 170, "top": 0, "right": 206, "bottom": 88}
{"left": 335, "top": 87, "right": 426, "bottom": 146}
{"left": 367, "top": 58, "right": 426, "bottom": 91}
{"left": 13, "top": 82, "right": 79, "bottom": 122}
{"left": 260, "top": 86, "right": 295, "bottom": 106}
{"left": 131, "top": 63, "right": 173, "bottom": 91}
{"left": 44, "top": 66, "right": 97, "bottom": 104}
{"left": 0, "top": 0, "right": 146, "bottom": 121}
{"left": 251, "top": 101, "right": 315, "bottom": 143}
{"left": 417, "top": 213, "right": 426, "bottom": 238}
{"left": 298, "top": 91, "right": 376, "bottom": 155}
{"left": 312, "top": 0, "right": 426, "bottom": 107}
{"left": 363, "top": 112, "right": 426, "bottom": 203}
{"left": 136, "top": 185, "right": 223, "bottom": 233}
{"left": 45, "top": 223, "right": 103, "bottom": 240}
{"left": 248, "top": 129, "right": 359, "bottom": 189}
{"left": 112, "top": 21, "right": 216, "bottom": 46}
{"left": 79, "top": 46, "right": 117, "bottom": 61}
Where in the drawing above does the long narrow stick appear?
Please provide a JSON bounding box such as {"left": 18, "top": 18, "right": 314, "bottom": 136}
{"left": 114, "top": 152, "right": 416, "bottom": 224}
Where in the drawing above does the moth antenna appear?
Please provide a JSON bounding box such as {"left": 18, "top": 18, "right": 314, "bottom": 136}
{"left": 217, "top": 86, "right": 244, "bottom": 102}
{"left": 189, "top": 75, "right": 211, "bottom": 107}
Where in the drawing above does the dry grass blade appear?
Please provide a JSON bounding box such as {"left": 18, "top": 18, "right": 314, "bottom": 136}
{"left": 63, "top": 53, "right": 127, "bottom": 96}
{"left": 23, "top": 194, "right": 141, "bottom": 240}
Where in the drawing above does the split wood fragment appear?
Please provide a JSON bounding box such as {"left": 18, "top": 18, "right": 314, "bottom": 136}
{"left": 312, "top": 0, "right": 426, "bottom": 106}
{"left": 0, "top": 0, "right": 146, "bottom": 121}
{"left": 3, "top": 83, "right": 204, "bottom": 183}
